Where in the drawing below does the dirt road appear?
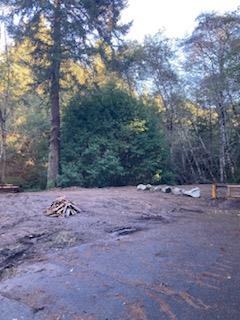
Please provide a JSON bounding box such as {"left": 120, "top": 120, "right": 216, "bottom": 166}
{"left": 0, "top": 186, "right": 239, "bottom": 319}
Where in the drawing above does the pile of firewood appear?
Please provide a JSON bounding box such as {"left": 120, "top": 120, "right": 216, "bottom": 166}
{"left": 44, "top": 197, "right": 81, "bottom": 217}
{"left": 0, "top": 184, "right": 20, "bottom": 193}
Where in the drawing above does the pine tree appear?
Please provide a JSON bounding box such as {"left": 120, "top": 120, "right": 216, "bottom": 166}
{"left": 1, "top": 0, "right": 129, "bottom": 187}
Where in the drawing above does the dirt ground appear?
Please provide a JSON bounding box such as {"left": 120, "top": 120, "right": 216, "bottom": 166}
{"left": 0, "top": 185, "right": 239, "bottom": 319}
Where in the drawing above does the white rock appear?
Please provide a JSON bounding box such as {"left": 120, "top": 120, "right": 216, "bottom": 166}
{"left": 172, "top": 187, "right": 183, "bottom": 195}
{"left": 146, "top": 184, "right": 152, "bottom": 190}
{"left": 183, "top": 187, "right": 201, "bottom": 198}
{"left": 153, "top": 186, "right": 162, "bottom": 192}
{"left": 137, "top": 184, "right": 147, "bottom": 191}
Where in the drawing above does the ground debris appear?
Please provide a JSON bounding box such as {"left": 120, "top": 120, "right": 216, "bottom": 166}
{"left": 105, "top": 225, "right": 142, "bottom": 236}
{"left": 136, "top": 184, "right": 201, "bottom": 198}
{"left": 0, "top": 244, "right": 32, "bottom": 280}
{"left": 138, "top": 214, "right": 170, "bottom": 223}
{"left": 44, "top": 196, "right": 81, "bottom": 218}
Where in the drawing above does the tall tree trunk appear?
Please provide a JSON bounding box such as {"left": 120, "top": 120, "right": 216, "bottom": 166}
{"left": 47, "top": 71, "right": 60, "bottom": 187}
{"left": 219, "top": 102, "right": 227, "bottom": 183}
{"left": 47, "top": 0, "right": 61, "bottom": 188}
{"left": 0, "top": 118, "right": 7, "bottom": 184}
{"left": 157, "top": 86, "right": 174, "bottom": 164}
{"left": 0, "top": 25, "right": 10, "bottom": 184}
{"left": 218, "top": 98, "right": 235, "bottom": 182}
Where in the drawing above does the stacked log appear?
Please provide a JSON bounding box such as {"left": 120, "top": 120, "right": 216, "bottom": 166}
{"left": 0, "top": 184, "right": 20, "bottom": 193}
{"left": 44, "top": 197, "right": 81, "bottom": 217}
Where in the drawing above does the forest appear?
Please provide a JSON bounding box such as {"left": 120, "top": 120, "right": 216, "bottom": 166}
{"left": 0, "top": 1, "right": 239, "bottom": 190}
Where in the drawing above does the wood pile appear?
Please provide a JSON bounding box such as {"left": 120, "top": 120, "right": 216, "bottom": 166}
{"left": 44, "top": 197, "right": 81, "bottom": 217}
{"left": 0, "top": 184, "right": 20, "bottom": 193}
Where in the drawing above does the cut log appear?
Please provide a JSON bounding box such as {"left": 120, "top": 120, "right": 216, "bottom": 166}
{"left": 172, "top": 187, "right": 183, "bottom": 195}
{"left": 161, "top": 186, "right": 172, "bottom": 193}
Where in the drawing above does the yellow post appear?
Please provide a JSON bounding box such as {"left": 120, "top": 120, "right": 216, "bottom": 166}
{"left": 211, "top": 183, "right": 217, "bottom": 200}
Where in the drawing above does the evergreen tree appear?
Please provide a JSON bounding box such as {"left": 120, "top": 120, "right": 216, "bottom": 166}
{"left": 1, "top": 0, "right": 129, "bottom": 187}
{"left": 60, "top": 83, "right": 171, "bottom": 187}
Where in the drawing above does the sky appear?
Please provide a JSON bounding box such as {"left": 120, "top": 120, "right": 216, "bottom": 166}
{"left": 0, "top": 1, "right": 239, "bottom": 50}
{"left": 121, "top": 0, "right": 240, "bottom": 41}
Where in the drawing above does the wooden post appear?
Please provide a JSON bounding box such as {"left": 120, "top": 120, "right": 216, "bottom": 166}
{"left": 227, "top": 185, "right": 231, "bottom": 198}
{"left": 211, "top": 183, "right": 217, "bottom": 200}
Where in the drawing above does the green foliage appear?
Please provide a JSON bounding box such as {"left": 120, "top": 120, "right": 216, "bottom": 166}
{"left": 2, "top": 0, "right": 130, "bottom": 88}
{"left": 6, "top": 93, "right": 49, "bottom": 190}
{"left": 60, "top": 83, "right": 171, "bottom": 187}
{"left": 1, "top": 7, "right": 239, "bottom": 188}
{"left": 2, "top": 0, "right": 130, "bottom": 187}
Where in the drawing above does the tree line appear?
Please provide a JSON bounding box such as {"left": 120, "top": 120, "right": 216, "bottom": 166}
{"left": 0, "top": 1, "right": 239, "bottom": 189}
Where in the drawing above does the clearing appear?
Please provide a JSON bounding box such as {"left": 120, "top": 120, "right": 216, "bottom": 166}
{"left": 0, "top": 185, "right": 239, "bottom": 320}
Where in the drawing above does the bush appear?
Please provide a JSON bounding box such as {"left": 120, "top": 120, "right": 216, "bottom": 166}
{"left": 60, "top": 83, "right": 171, "bottom": 187}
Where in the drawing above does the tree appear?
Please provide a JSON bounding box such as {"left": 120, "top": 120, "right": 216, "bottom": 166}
{"left": 0, "top": 18, "right": 32, "bottom": 183}
{"left": 1, "top": 0, "right": 129, "bottom": 187}
{"left": 0, "top": 22, "right": 10, "bottom": 183}
{"left": 183, "top": 10, "right": 240, "bottom": 182}
{"left": 137, "top": 32, "right": 181, "bottom": 159}
{"left": 7, "top": 92, "right": 49, "bottom": 189}
{"left": 60, "top": 83, "right": 171, "bottom": 187}
{"left": 107, "top": 40, "right": 146, "bottom": 91}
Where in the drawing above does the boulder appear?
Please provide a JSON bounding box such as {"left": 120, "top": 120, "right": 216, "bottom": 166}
{"left": 146, "top": 184, "right": 152, "bottom": 190}
{"left": 137, "top": 184, "right": 147, "bottom": 191}
{"left": 183, "top": 187, "right": 200, "bottom": 198}
{"left": 153, "top": 186, "right": 162, "bottom": 192}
